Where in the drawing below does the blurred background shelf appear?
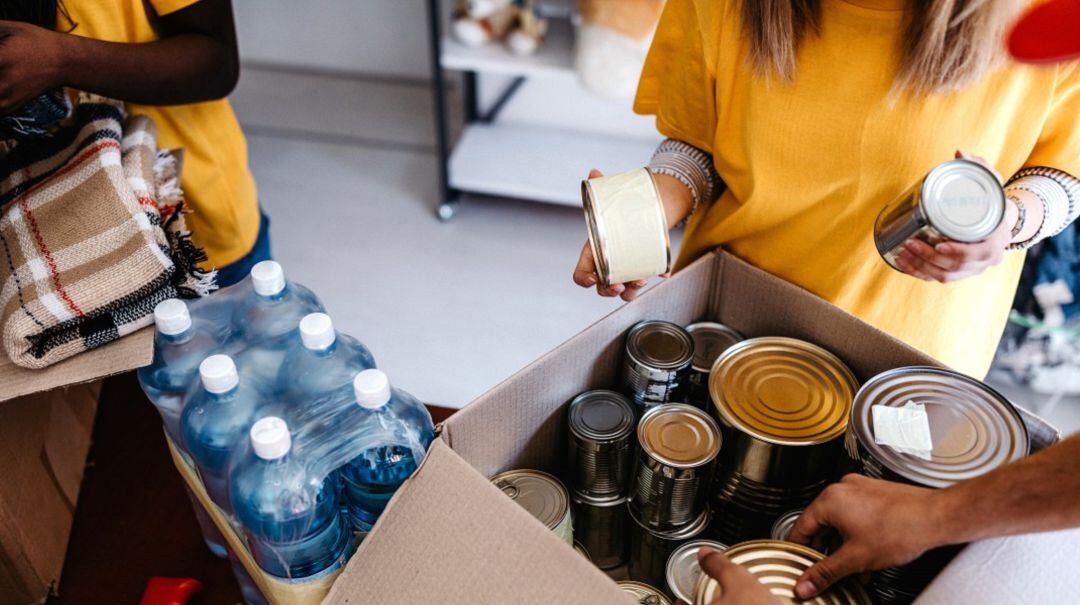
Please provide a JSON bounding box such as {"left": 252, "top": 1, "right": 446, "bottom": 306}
{"left": 441, "top": 17, "right": 576, "bottom": 78}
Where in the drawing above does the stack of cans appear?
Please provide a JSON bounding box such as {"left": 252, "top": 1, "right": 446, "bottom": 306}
{"left": 620, "top": 321, "right": 695, "bottom": 410}
{"left": 846, "top": 367, "right": 1030, "bottom": 605}
{"left": 692, "top": 540, "right": 871, "bottom": 605}
{"left": 628, "top": 404, "right": 722, "bottom": 588}
{"left": 491, "top": 469, "right": 574, "bottom": 546}
{"left": 566, "top": 390, "right": 637, "bottom": 569}
{"left": 708, "top": 337, "right": 859, "bottom": 543}
{"left": 684, "top": 322, "right": 744, "bottom": 410}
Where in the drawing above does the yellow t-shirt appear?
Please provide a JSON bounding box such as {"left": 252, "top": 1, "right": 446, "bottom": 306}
{"left": 58, "top": 0, "right": 260, "bottom": 269}
{"left": 634, "top": 0, "right": 1080, "bottom": 378}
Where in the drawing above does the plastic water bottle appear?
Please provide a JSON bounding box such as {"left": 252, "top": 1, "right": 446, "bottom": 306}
{"left": 181, "top": 354, "right": 267, "bottom": 514}
{"left": 278, "top": 313, "right": 376, "bottom": 406}
{"left": 230, "top": 417, "right": 351, "bottom": 580}
{"left": 341, "top": 370, "right": 435, "bottom": 532}
{"left": 231, "top": 261, "right": 324, "bottom": 384}
{"left": 138, "top": 299, "right": 226, "bottom": 442}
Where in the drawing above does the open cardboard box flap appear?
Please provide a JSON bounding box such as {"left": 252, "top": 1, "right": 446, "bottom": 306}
{"left": 327, "top": 250, "right": 1069, "bottom": 604}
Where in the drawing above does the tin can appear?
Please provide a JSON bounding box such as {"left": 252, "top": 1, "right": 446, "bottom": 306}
{"left": 621, "top": 320, "right": 695, "bottom": 410}
{"left": 618, "top": 581, "right": 674, "bottom": 605}
{"left": 665, "top": 539, "right": 728, "bottom": 604}
{"left": 628, "top": 505, "right": 711, "bottom": 590}
{"left": 874, "top": 159, "right": 1005, "bottom": 272}
{"left": 692, "top": 540, "right": 871, "bottom": 605}
{"left": 491, "top": 469, "right": 574, "bottom": 546}
{"left": 684, "top": 322, "right": 744, "bottom": 410}
{"left": 770, "top": 509, "right": 803, "bottom": 541}
{"left": 630, "top": 404, "right": 721, "bottom": 530}
{"left": 845, "top": 367, "right": 1029, "bottom": 603}
{"left": 582, "top": 168, "right": 672, "bottom": 287}
{"left": 708, "top": 337, "right": 858, "bottom": 543}
{"left": 567, "top": 390, "right": 637, "bottom": 497}
{"left": 571, "top": 492, "right": 631, "bottom": 569}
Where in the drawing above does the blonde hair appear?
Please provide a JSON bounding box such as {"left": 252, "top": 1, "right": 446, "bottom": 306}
{"left": 741, "top": 0, "right": 1024, "bottom": 94}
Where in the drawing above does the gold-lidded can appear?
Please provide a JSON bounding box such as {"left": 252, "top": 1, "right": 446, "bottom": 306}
{"left": 630, "top": 404, "right": 721, "bottom": 530}
{"left": 685, "top": 322, "right": 744, "bottom": 410}
{"left": 874, "top": 159, "right": 1005, "bottom": 272}
{"left": 582, "top": 168, "right": 671, "bottom": 287}
{"left": 628, "top": 505, "right": 711, "bottom": 593}
{"left": 665, "top": 539, "right": 728, "bottom": 604}
{"left": 692, "top": 540, "right": 871, "bottom": 605}
{"left": 708, "top": 337, "right": 858, "bottom": 543}
{"left": 570, "top": 491, "right": 631, "bottom": 570}
{"left": 618, "top": 580, "right": 673, "bottom": 605}
{"left": 567, "top": 389, "right": 637, "bottom": 498}
{"left": 491, "top": 469, "right": 573, "bottom": 546}
{"left": 621, "top": 320, "right": 695, "bottom": 410}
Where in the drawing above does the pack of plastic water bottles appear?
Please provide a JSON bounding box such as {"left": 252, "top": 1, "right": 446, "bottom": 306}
{"left": 137, "top": 261, "right": 434, "bottom": 603}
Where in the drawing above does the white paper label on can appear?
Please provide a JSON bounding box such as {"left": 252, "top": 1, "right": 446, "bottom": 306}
{"left": 872, "top": 401, "right": 934, "bottom": 460}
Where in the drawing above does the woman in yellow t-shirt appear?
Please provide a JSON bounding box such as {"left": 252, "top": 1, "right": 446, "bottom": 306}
{"left": 572, "top": 0, "right": 1080, "bottom": 379}
{"left": 0, "top": 0, "right": 264, "bottom": 286}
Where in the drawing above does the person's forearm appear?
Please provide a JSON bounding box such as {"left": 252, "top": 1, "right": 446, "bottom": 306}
{"left": 931, "top": 434, "right": 1080, "bottom": 547}
{"left": 55, "top": 33, "right": 238, "bottom": 105}
{"left": 654, "top": 173, "right": 696, "bottom": 229}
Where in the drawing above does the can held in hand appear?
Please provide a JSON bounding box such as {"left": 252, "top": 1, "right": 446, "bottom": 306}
{"left": 571, "top": 492, "right": 630, "bottom": 569}
{"left": 630, "top": 404, "right": 721, "bottom": 530}
{"left": 491, "top": 469, "right": 574, "bottom": 546}
{"left": 567, "top": 390, "right": 636, "bottom": 497}
{"left": 692, "top": 540, "right": 871, "bottom": 605}
{"left": 665, "top": 539, "right": 728, "bottom": 604}
{"left": 621, "top": 321, "right": 695, "bottom": 410}
{"left": 618, "top": 581, "right": 673, "bottom": 605}
{"left": 845, "top": 366, "right": 1029, "bottom": 604}
{"left": 582, "top": 168, "right": 672, "bottom": 287}
{"left": 629, "top": 505, "right": 711, "bottom": 590}
{"left": 874, "top": 159, "right": 1005, "bottom": 272}
{"left": 685, "top": 322, "right": 744, "bottom": 410}
{"left": 708, "top": 337, "right": 858, "bottom": 543}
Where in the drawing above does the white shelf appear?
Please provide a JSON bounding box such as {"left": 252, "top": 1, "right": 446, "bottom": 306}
{"left": 449, "top": 123, "right": 660, "bottom": 206}
{"left": 441, "top": 17, "right": 576, "bottom": 78}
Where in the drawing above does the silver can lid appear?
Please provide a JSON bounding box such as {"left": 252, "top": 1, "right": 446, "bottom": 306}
{"left": 850, "top": 366, "right": 1029, "bottom": 488}
{"left": 568, "top": 390, "right": 636, "bottom": 443}
{"left": 490, "top": 469, "right": 570, "bottom": 531}
{"left": 686, "top": 322, "right": 744, "bottom": 373}
{"left": 617, "top": 581, "right": 673, "bottom": 605}
{"left": 666, "top": 539, "right": 728, "bottom": 604}
{"left": 921, "top": 159, "right": 1005, "bottom": 242}
{"left": 626, "top": 320, "right": 695, "bottom": 371}
{"left": 770, "top": 509, "right": 804, "bottom": 541}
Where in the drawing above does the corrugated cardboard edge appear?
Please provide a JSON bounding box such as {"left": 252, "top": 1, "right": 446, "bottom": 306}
{"left": 323, "top": 439, "right": 631, "bottom": 605}
{"left": 0, "top": 327, "right": 153, "bottom": 403}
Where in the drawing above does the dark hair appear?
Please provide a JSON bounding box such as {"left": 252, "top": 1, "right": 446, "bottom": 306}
{"left": 0, "top": 1, "right": 73, "bottom": 30}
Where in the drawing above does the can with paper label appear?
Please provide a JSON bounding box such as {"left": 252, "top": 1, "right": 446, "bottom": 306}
{"left": 582, "top": 168, "right": 672, "bottom": 287}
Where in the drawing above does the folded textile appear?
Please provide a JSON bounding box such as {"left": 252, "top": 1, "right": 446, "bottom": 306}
{"left": 0, "top": 95, "right": 215, "bottom": 368}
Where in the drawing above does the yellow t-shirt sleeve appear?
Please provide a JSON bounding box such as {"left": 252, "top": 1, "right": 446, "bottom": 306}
{"left": 633, "top": 0, "right": 718, "bottom": 153}
{"left": 148, "top": 0, "right": 202, "bottom": 17}
{"left": 1025, "top": 62, "right": 1080, "bottom": 177}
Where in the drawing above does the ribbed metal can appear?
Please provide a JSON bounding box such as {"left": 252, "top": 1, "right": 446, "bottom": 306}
{"left": 770, "top": 509, "right": 803, "bottom": 541}
{"left": 491, "top": 469, "right": 574, "bottom": 546}
{"left": 846, "top": 366, "right": 1030, "bottom": 604}
{"left": 692, "top": 540, "right": 871, "bottom": 605}
{"left": 630, "top": 404, "right": 721, "bottom": 530}
{"left": 628, "top": 504, "right": 711, "bottom": 590}
{"left": 874, "top": 159, "right": 1005, "bottom": 272}
{"left": 567, "top": 390, "right": 636, "bottom": 497}
{"left": 571, "top": 491, "right": 631, "bottom": 569}
{"left": 685, "top": 322, "right": 744, "bottom": 410}
{"left": 665, "top": 539, "right": 728, "bottom": 604}
{"left": 708, "top": 337, "right": 858, "bottom": 543}
{"left": 620, "top": 321, "right": 695, "bottom": 410}
{"left": 582, "top": 168, "right": 672, "bottom": 287}
{"left": 618, "top": 581, "right": 674, "bottom": 605}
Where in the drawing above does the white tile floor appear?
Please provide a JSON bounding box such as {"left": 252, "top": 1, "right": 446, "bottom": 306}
{"left": 230, "top": 66, "right": 1080, "bottom": 432}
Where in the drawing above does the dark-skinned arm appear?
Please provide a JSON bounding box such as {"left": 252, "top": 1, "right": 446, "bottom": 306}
{"left": 0, "top": 0, "right": 238, "bottom": 113}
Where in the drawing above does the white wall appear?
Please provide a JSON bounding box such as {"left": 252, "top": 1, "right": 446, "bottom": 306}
{"left": 234, "top": 0, "right": 431, "bottom": 78}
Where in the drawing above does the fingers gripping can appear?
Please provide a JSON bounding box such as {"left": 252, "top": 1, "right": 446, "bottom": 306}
{"left": 567, "top": 390, "right": 636, "bottom": 497}
{"left": 621, "top": 321, "right": 695, "bottom": 410}
{"left": 874, "top": 159, "right": 1005, "bottom": 271}
{"left": 665, "top": 539, "right": 728, "bottom": 604}
{"left": 491, "top": 470, "right": 574, "bottom": 546}
{"left": 582, "top": 168, "right": 672, "bottom": 287}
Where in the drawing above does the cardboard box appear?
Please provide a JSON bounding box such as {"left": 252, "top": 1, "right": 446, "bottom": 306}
{"left": 0, "top": 330, "right": 152, "bottom": 604}
{"left": 319, "top": 250, "right": 1070, "bottom": 604}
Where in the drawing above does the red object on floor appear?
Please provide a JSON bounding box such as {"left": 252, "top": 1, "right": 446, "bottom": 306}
{"left": 1008, "top": 0, "right": 1080, "bottom": 63}
{"left": 139, "top": 578, "right": 203, "bottom": 605}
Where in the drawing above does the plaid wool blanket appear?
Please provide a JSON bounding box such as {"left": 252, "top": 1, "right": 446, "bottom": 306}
{"left": 0, "top": 95, "right": 215, "bottom": 369}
